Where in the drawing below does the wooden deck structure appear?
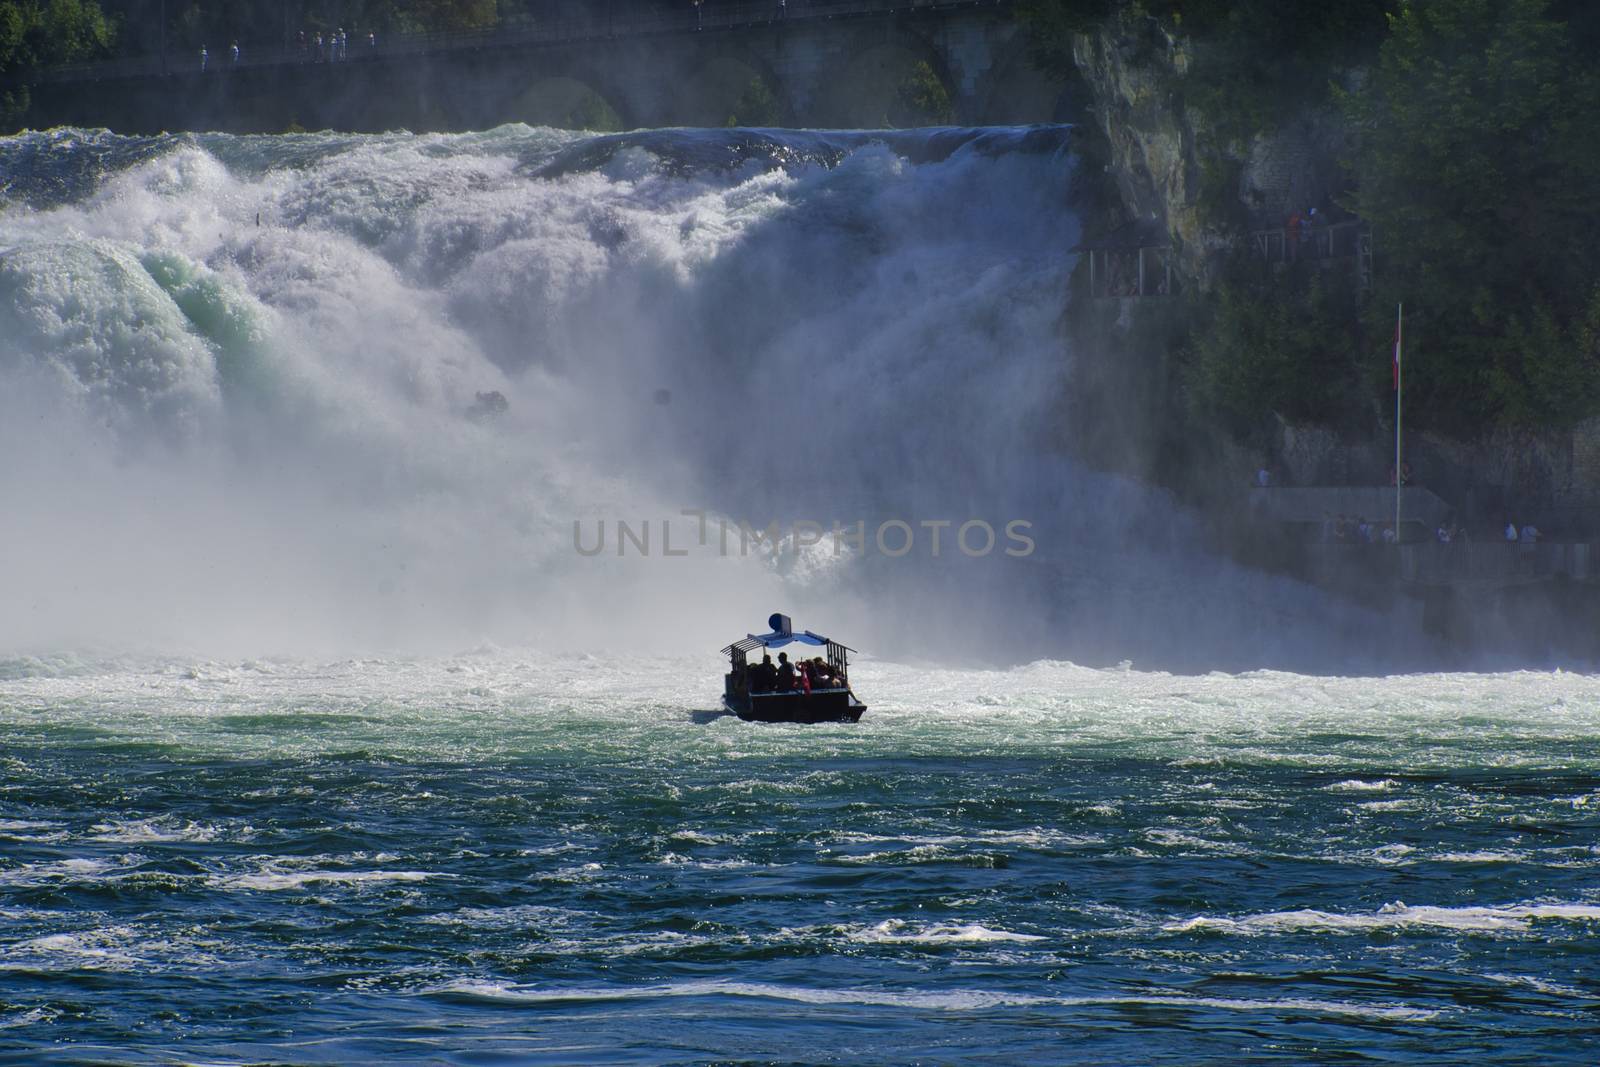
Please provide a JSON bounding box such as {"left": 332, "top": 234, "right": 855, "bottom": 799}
{"left": 1073, "top": 219, "right": 1175, "bottom": 300}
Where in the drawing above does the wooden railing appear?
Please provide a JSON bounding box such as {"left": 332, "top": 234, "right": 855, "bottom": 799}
{"left": 1250, "top": 219, "right": 1366, "bottom": 263}
{"left": 1084, "top": 245, "right": 1176, "bottom": 299}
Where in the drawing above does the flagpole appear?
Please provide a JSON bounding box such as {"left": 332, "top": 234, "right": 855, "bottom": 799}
{"left": 1394, "top": 303, "right": 1404, "bottom": 542}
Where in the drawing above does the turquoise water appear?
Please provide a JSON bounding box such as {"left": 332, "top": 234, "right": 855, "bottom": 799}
{"left": 4, "top": 655, "right": 1599, "bottom": 1062}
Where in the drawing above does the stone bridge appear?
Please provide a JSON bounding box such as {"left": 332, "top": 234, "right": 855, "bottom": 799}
{"left": 28, "top": 0, "right": 1073, "bottom": 134}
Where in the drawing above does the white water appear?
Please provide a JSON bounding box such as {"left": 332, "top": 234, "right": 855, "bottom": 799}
{"left": 0, "top": 126, "right": 1423, "bottom": 668}
{"left": 3, "top": 645, "right": 1599, "bottom": 1058}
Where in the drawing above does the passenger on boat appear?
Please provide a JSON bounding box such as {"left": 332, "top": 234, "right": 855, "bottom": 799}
{"left": 776, "top": 652, "right": 797, "bottom": 690}
{"left": 801, "top": 658, "right": 820, "bottom": 690}
{"left": 750, "top": 654, "right": 777, "bottom": 693}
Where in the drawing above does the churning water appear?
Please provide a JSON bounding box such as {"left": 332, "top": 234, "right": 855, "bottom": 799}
{"left": 3, "top": 653, "right": 1600, "bottom": 1063}
{"left": 2, "top": 125, "right": 1597, "bottom": 1062}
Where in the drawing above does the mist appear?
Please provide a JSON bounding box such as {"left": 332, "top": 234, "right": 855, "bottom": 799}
{"left": 0, "top": 125, "right": 1429, "bottom": 670}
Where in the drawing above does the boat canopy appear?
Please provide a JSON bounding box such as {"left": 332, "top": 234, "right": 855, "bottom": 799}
{"left": 720, "top": 612, "right": 856, "bottom": 659}
{"left": 722, "top": 630, "right": 829, "bottom": 656}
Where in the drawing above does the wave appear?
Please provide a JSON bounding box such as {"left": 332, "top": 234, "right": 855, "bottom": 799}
{"left": 839, "top": 919, "right": 1046, "bottom": 944}
{"left": 1324, "top": 778, "right": 1401, "bottom": 793}
{"left": 1164, "top": 900, "right": 1600, "bottom": 936}
{"left": 427, "top": 977, "right": 1439, "bottom": 1021}
{"left": 212, "top": 868, "right": 438, "bottom": 891}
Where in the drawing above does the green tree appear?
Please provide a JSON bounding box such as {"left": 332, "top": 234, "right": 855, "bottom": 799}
{"left": 1173, "top": 0, "right": 1389, "bottom": 142}
{"left": 0, "top": 0, "right": 116, "bottom": 128}
{"left": 1188, "top": 261, "right": 1367, "bottom": 438}
{"left": 410, "top": 0, "right": 495, "bottom": 32}
{"left": 1015, "top": 0, "right": 1116, "bottom": 69}
{"left": 725, "top": 75, "right": 778, "bottom": 128}
{"left": 889, "top": 60, "right": 951, "bottom": 127}
{"left": 1344, "top": 0, "right": 1600, "bottom": 432}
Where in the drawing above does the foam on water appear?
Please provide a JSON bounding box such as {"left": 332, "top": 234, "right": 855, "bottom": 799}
{"left": 87, "top": 818, "right": 229, "bottom": 844}
{"left": 841, "top": 920, "right": 1047, "bottom": 944}
{"left": 213, "top": 869, "right": 439, "bottom": 892}
{"left": 1165, "top": 901, "right": 1600, "bottom": 936}
{"left": 429, "top": 977, "right": 1440, "bottom": 1021}
{"left": 1325, "top": 778, "right": 1401, "bottom": 792}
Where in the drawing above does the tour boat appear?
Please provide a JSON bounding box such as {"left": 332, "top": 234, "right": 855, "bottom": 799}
{"left": 720, "top": 614, "right": 867, "bottom": 724}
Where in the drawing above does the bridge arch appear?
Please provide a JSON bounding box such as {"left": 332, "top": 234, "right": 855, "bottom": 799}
{"left": 677, "top": 45, "right": 787, "bottom": 128}
{"left": 26, "top": 3, "right": 1028, "bottom": 136}
{"left": 502, "top": 67, "right": 628, "bottom": 132}
{"left": 813, "top": 30, "right": 957, "bottom": 129}
{"left": 974, "top": 38, "right": 1079, "bottom": 125}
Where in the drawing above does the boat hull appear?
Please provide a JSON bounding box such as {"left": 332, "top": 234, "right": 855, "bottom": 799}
{"left": 723, "top": 688, "right": 866, "bottom": 724}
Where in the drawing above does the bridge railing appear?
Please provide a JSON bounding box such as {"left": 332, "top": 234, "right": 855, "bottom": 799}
{"left": 37, "top": 0, "right": 1011, "bottom": 85}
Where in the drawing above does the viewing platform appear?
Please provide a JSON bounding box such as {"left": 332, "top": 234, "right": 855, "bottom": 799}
{"left": 1249, "top": 219, "right": 1371, "bottom": 290}
{"left": 1072, "top": 219, "right": 1176, "bottom": 300}
{"left": 1308, "top": 540, "right": 1599, "bottom": 587}
{"left": 1247, "top": 485, "right": 1451, "bottom": 533}
{"left": 1071, "top": 218, "right": 1368, "bottom": 302}
{"left": 1246, "top": 485, "right": 1598, "bottom": 588}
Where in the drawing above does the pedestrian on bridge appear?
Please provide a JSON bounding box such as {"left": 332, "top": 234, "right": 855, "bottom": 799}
{"left": 199, "top": 45, "right": 207, "bottom": 72}
{"left": 230, "top": 41, "right": 239, "bottom": 67}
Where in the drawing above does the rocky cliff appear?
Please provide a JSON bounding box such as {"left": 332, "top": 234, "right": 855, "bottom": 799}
{"left": 1070, "top": 10, "right": 1351, "bottom": 287}
{"left": 1066, "top": 11, "right": 1600, "bottom": 527}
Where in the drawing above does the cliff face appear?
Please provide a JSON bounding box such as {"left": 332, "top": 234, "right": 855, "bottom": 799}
{"left": 1067, "top": 13, "right": 1600, "bottom": 521}
{"left": 1070, "top": 12, "right": 1350, "bottom": 287}
{"left": 1069, "top": 16, "right": 1217, "bottom": 274}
